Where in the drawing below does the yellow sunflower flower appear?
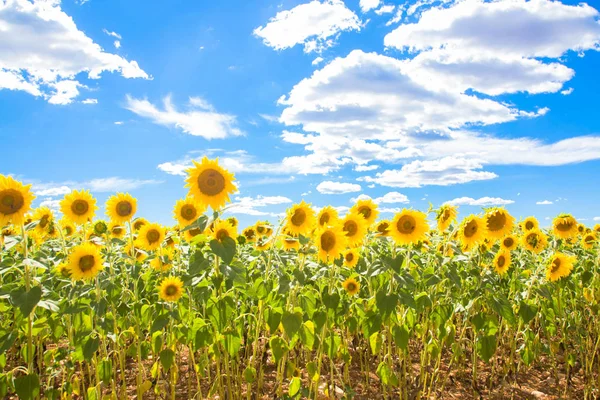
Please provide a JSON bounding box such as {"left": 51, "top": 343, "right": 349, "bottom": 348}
{"left": 493, "top": 250, "right": 511, "bottom": 275}
{"left": 158, "top": 276, "right": 184, "bottom": 302}
{"left": 315, "top": 225, "right": 347, "bottom": 263}
{"left": 286, "top": 200, "right": 316, "bottom": 236}
{"left": 185, "top": 157, "right": 237, "bottom": 211}
{"left": 32, "top": 207, "right": 54, "bottom": 236}
{"left": 521, "top": 229, "right": 547, "bottom": 254}
{"left": 577, "top": 223, "right": 586, "bottom": 235}
{"left": 106, "top": 193, "right": 137, "bottom": 224}
{"left": 594, "top": 224, "right": 600, "bottom": 234}
{"left": 45, "top": 221, "right": 60, "bottom": 240}
{"left": 183, "top": 227, "right": 204, "bottom": 243}
{"left": 0, "top": 175, "right": 36, "bottom": 227}
{"left": 281, "top": 235, "right": 300, "bottom": 251}
{"left": 485, "top": 208, "right": 515, "bottom": 240}
{"left": 255, "top": 237, "right": 273, "bottom": 251}
{"left": 389, "top": 209, "right": 429, "bottom": 246}
{"left": 521, "top": 216, "right": 539, "bottom": 232}
{"left": 458, "top": 215, "right": 487, "bottom": 251}
{"left": 581, "top": 232, "right": 596, "bottom": 250}
{"left": 124, "top": 243, "right": 147, "bottom": 262}
{"left": 67, "top": 243, "right": 104, "bottom": 281}
{"left": 93, "top": 220, "right": 108, "bottom": 236}
{"left": 211, "top": 220, "right": 237, "bottom": 243}
{"left": 173, "top": 197, "right": 206, "bottom": 228}
{"left": 342, "top": 277, "right": 360, "bottom": 296}
{"left": 546, "top": 252, "right": 575, "bottom": 282}
{"left": 226, "top": 217, "right": 238, "bottom": 228}
{"left": 552, "top": 214, "right": 578, "bottom": 239}
{"left": 242, "top": 226, "right": 257, "bottom": 243}
{"left": 342, "top": 211, "right": 368, "bottom": 247}
{"left": 374, "top": 220, "right": 391, "bottom": 237}
{"left": 136, "top": 223, "right": 166, "bottom": 251}
{"left": 59, "top": 219, "right": 76, "bottom": 238}
{"left": 60, "top": 190, "right": 97, "bottom": 225}
{"left": 343, "top": 248, "right": 359, "bottom": 268}
{"left": 436, "top": 204, "right": 457, "bottom": 233}
{"left": 317, "top": 206, "right": 339, "bottom": 228}
{"left": 108, "top": 222, "right": 126, "bottom": 239}
{"left": 350, "top": 199, "right": 379, "bottom": 226}
{"left": 132, "top": 217, "right": 148, "bottom": 232}
{"left": 151, "top": 248, "right": 175, "bottom": 272}
{"left": 500, "top": 234, "right": 518, "bottom": 251}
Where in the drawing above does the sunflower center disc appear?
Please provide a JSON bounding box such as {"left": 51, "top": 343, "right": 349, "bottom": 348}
{"left": 551, "top": 259, "right": 561, "bottom": 273}
{"left": 113, "top": 227, "right": 122, "bottom": 235}
{"left": 291, "top": 209, "right": 307, "bottom": 226}
{"left": 347, "top": 283, "right": 356, "bottom": 291}
{"left": 344, "top": 221, "right": 357, "bottom": 236}
{"left": 320, "top": 231, "right": 336, "bottom": 252}
{"left": 198, "top": 169, "right": 225, "bottom": 196}
{"left": 165, "top": 285, "right": 178, "bottom": 296}
{"left": 497, "top": 256, "right": 505, "bottom": 267}
{"left": 182, "top": 205, "right": 197, "bottom": 220}
{"left": 319, "top": 213, "right": 330, "bottom": 226}
{"left": 39, "top": 216, "right": 49, "bottom": 229}
{"left": 464, "top": 220, "right": 478, "bottom": 238}
{"left": 525, "top": 221, "right": 534, "bottom": 230}
{"left": 377, "top": 222, "right": 389, "bottom": 234}
{"left": 487, "top": 213, "right": 506, "bottom": 232}
{"left": 345, "top": 253, "right": 353, "bottom": 262}
{"left": 216, "top": 229, "right": 229, "bottom": 242}
{"left": 556, "top": 220, "right": 574, "bottom": 232}
{"left": 116, "top": 201, "right": 133, "bottom": 217}
{"left": 358, "top": 206, "right": 371, "bottom": 219}
{"left": 244, "top": 229, "right": 255, "bottom": 240}
{"left": 397, "top": 215, "right": 416, "bottom": 234}
{"left": 65, "top": 226, "right": 73, "bottom": 235}
{"left": 0, "top": 189, "right": 24, "bottom": 215}
{"left": 79, "top": 255, "right": 95, "bottom": 272}
{"left": 188, "top": 228, "right": 201, "bottom": 237}
{"left": 527, "top": 233, "right": 539, "bottom": 248}
{"left": 147, "top": 230, "right": 160, "bottom": 244}
{"left": 503, "top": 238, "right": 513, "bottom": 247}
{"left": 71, "top": 200, "right": 89, "bottom": 216}
{"left": 441, "top": 209, "right": 451, "bottom": 222}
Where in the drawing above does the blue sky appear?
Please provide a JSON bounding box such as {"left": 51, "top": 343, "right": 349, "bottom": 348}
{"left": 2, "top": 0, "right": 600, "bottom": 228}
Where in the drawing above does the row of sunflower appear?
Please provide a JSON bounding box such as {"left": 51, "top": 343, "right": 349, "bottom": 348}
{"left": 0, "top": 160, "right": 599, "bottom": 399}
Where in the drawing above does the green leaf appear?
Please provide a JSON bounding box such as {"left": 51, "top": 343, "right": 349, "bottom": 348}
{"left": 521, "top": 346, "right": 534, "bottom": 366}
{"left": 369, "top": 332, "right": 382, "bottom": 355}
{"left": 491, "top": 294, "right": 516, "bottom": 326}
{"left": 375, "top": 289, "right": 398, "bottom": 317}
{"left": 477, "top": 335, "right": 496, "bottom": 363}
{"left": 83, "top": 336, "right": 99, "bottom": 361}
{"left": 269, "top": 336, "right": 288, "bottom": 364}
{"left": 243, "top": 367, "right": 257, "bottom": 383}
{"left": 209, "top": 237, "right": 237, "bottom": 264}
{"left": 181, "top": 215, "right": 208, "bottom": 233}
{"left": 306, "top": 361, "right": 319, "bottom": 383}
{"left": 321, "top": 289, "right": 340, "bottom": 310}
{"left": 518, "top": 301, "right": 538, "bottom": 325}
{"left": 289, "top": 376, "right": 302, "bottom": 397}
{"left": 299, "top": 321, "right": 315, "bottom": 350}
{"left": 14, "top": 373, "right": 40, "bottom": 400}
{"left": 160, "top": 349, "right": 175, "bottom": 371}
{"left": 281, "top": 311, "right": 302, "bottom": 339}
{"left": 376, "top": 362, "right": 398, "bottom": 387}
{"left": 98, "top": 359, "right": 113, "bottom": 385}
{"left": 0, "top": 331, "right": 17, "bottom": 354}
{"left": 223, "top": 332, "right": 241, "bottom": 357}
{"left": 392, "top": 325, "right": 409, "bottom": 351}
{"left": 151, "top": 315, "right": 170, "bottom": 333}
{"left": 11, "top": 286, "right": 42, "bottom": 317}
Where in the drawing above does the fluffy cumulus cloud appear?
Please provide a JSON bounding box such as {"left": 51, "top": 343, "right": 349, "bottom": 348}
{"left": 316, "top": 180, "right": 361, "bottom": 194}
{"left": 226, "top": 195, "right": 291, "bottom": 217}
{"left": 445, "top": 197, "right": 515, "bottom": 206}
{"left": 253, "top": 0, "right": 362, "bottom": 53}
{"left": 359, "top": 0, "right": 380, "bottom": 13}
{"left": 351, "top": 191, "right": 409, "bottom": 204}
{"left": 125, "top": 95, "right": 243, "bottom": 139}
{"left": 0, "top": 0, "right": 148, "bottom": 104}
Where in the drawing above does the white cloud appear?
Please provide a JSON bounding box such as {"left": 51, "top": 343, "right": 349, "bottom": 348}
{"left": 536, "top": 200, "right": 553, "bottom": 205}
{"left": 102, "top": 29, "right": 121, "bottom": 39}
{"left": 561, "top": 87, "right": 574, "bottom": 95}
{"left": 354, "top": 164, "right": 378, "bottom": 172}
{"left": 114, "top": 40, "right": 121, "bottom": 49}
{"left": 375, "top": 5, "right": 395, "bottom": 15}
{"left": 351, "top": 191, "right": 409, "bottom": 204}
{"left": 125, "top": 95, "right": 243, "bottom": 139}
{"left": 253, "top": 0, "right": 362, "bottom": 53}
{"left": 593, "top": 217, "right": 600, "bottom": 221}
{"left": 31, "top": 177, "right": 161, "bottom": 195}
{"left": 114, "top": 121, "right": 124, "bottom": 125}
{"left": 33, "top": 185, "right": 71, "bottom": 197}
{"left": 316, "top": 181, "right": 362, "bottom": 194}
{"left": 81, "top": 98, "right": 98, "bottom": 104}
{"left": 226, "top": 195, "right": 292, "bottom": 217}
{"left": 312, "top": 57, "right": 324, "bottom": 65}
{"left": 39, "top": 198, "right": 61, "bottom": 213}
{"left": 359, "top": 0, "right": 380, "bottom": 13}
{"left": 445, "top": 197, "right": 515, "bottom": 206}
{"left": 0, "top": 0, "right": 148, "bottom": 103}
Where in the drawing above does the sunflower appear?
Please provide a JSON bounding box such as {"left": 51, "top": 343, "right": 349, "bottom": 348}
{"left": 67, "top": 243, "right": 104, "bottom": 281}
{"left": 93, "top": 220, "right": 108, "bottom": 236}
{"left": 255, "top": 237, "right": 273, "bottom": 252}
{"left": 351, "top": 199, "right": 379, "bottom": 226}
{"left": 458, "top": 215, "right": 487, "bottom": 250}
{"left": 211, "top": 220, "right": 237, "bottom": 243}
{"left": 500, "top": 234, "right": 518, "bottom": 251}
{"left": 124, "top": 243, "right": 147, "bottom": 262}
{"left": 594, "top": 224, "right": 600, "bottom": 234}
{"left": 281, "top": 235, "right": 300, "bottom": 251}
{"left": 389, "top": 209, "right": 429, "bottom": 246}
{"left": 315, "top": 225, "right": 347, "bottom": 263}
{"left": 226, "top": 217, "right": 238, "bottom": 228}
{"left": 59, "top": 219, "right": 76, "bottom": 238}
{"left": 132, "top": 218, "right": 148, "bottom": 232}
{"left": 583, "top": 288, "right": 594, "bottom": 303}
{"left": 581, "top": 232, "right": 596, "bottom": 250}
{"left": 317, "top": 206, "right": 339, "bottom": 228}
{"left": 485, "top": 208, "right": 515, "bottom": 240}
{"left": 436, "top": 204, "right": 457, "bottom": 232}
{"left": 1, "top": 226, "right": 16, "bottom": 238}
{"left": 552, "top": 214, "right": 578, "bottom": 239}
{"left": 242, "top": 226, "right": 257, "bottom": 243}
{"left": 343, "top": 248, "right": 359, "bottom": 268}
{"left": 32, "top": 207, "right": 54, "bottom": 236}
{"left": 45, "top": 221, "right": 60, "bottom": 240}
{"left": 437, "top": 242, "right": 454, "bottom": 257}
{"left": 106, "top": 193, "right": 137, "bottom": 224}
{"left": 546, "top": 252, "right": 575, "bottom": 282}
{"left": 60, "top": 190, "right": 97, "bottom": 225}
{"left": 577, "top": 223, "right": 586, "bottom": 235}
{"left": 158, "top": 276, "right": 184, "bottom": 302}
{"left": 55, "top": 263, "right": 70, "bottom": 278}
{"left": 137, "top": 223, "right": 166, "bottom": 251}
{"left": 151, "top": 248, "right": 175, "bottom": 272}
{"left": 108, "top": 222, "right": 126, "bottom": 239}
{"left": 185, "top": 157, "right": 237, "bottom": 211}
{"left": 374, "top": 220, "right": 391, "bottom": 237}
{"left": 183, "top": 227, "right": 204, "bottom": 243}
{"left": 520, "top": 217, "right": 539, "bottom": 232}
{"left": 521, "top": 229, "right": 547, "bottom": 254}
{"left": 493, "top": 250, "right": 511, "bottom": 275}
{"left": 342, "top": 277, "right": 360, "bottom": 296}
{"left": 173, "top": 197, "right": 206, "bottom": 228}
{"left": 286, "top": 200, "right": 316, "bottom": 236}
{"left": 0, "top": 175, "right": 35, "bottom": 227}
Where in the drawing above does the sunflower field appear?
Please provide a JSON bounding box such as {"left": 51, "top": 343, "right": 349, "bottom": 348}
{"left": 0, "top": 158, "right": 599, "bottom": 399}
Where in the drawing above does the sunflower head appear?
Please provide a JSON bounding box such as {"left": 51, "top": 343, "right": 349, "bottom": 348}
{"left": 45, "top": 221, "right": 60, "bottom": 240}
{"left": 242, "top": 226, "right": 257, "bottom": 243}
{"left": 108, "top": 221, "right": 126, "bottom": 239}
{"left": 67, "top": 243, "right": 104, "bottom": 281}
{"left": 458, "top": 215, "right": 487, "bottom": 251}
{"left": 374, "top": 220, "right": 391, "bottom": 237}
{"left": 55, "top": 263, "right": 71, "bottom": 278}
{"left": 521, "top": 229, "right": 547, "bottom": 254}
{"left": 255, "top": 236, "right": 273, "bottom": 252}
{"left": 521, "top": 217, "right": 539, "bottom": 232}
{"left": 281, "top": 234, "right": 300, "bottom": 251}
{"left": 485, "top": 208, "right": 515, "bottom": 240}
{"left": 546, "top": 252, "right": 575, "bottom": 282}
{"left": 350, "top": 199, "right": 379, "bottom": 226}
{"left": 581, "top": 233, "right": 596, "bottom": 250}
{"left": 60, "top": 190, "right": 97, "bottom": 225}
{"left": 436, "top": 204, "right": 458, "bottom": 233}
{"left": 32, "top": 207, "right": 54, "bottom": 235}
{"left": 390, "top": 209, "right": 429, "bottom": 246}
{"left": 341, "top": 211, "right": 368, "bottom": 247}
{"left": 59, "top": 219, "right": 76, "bottom": 238}
{"left": 286, "top": 200, "right": 316, "bottom": 236}
{"left": 500, "top": 234, "right": 518, "bottom": 251}
{"left": 185, "top": 157, "right": 237, "bottom": 211}
{"left": 317, "top": 206, "right": 339, "bottom": 228}
{"left": 493, "top": 250, "right": 511, "bottom": 275}
{"left": 125, "top": 243, "right": 147, "bottom": 262}
{"left": 93, "top": 220, "right": 108, "bottom": 236}
{"left": 158, "top": 276, "right": 184, "bottom": 302}
{"left": 552, "top": 214, "right": 578, "bottom": 239}
{"left": 106, "top": 193, "right": 137, "bottom": 224}
{"left": 343, "top": 248, "right": 359, "bottom": 268}
{"left": 316, "top": 224, "right": 347, "bottom": 263}
{"left": 137, "top": 223, "right": 166, "bottom": 251}
{"left": 173, "top": 198, "right": 206, "bottom": 228}
{"left": 211, "top": 220, "right": 237, "bottom": 243}
{"left": 151, "top": 248, "right": 175, "bottom": 272}
{"left": 577, "top": 223, "right": 586, "bottom": 235}
{"left": 0, "top": 175, "right": 36, "bottom": 227}
{"left": 342, "top": 277, "right": 360, "bottom": 296}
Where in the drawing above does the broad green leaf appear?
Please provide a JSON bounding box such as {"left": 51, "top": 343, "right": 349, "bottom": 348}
{"left": 14, "top": 373, "right": 40, "bottom": 400}
{"left": 11, "top": 286, "right": 42, "bottom": 317}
